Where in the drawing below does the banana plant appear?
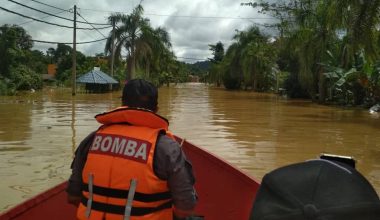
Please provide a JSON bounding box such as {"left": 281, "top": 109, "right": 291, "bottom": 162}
{"left": 322, "top": 49, "right": 378, "bottom": 105}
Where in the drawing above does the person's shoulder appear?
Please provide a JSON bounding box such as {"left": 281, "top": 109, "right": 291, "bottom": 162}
{"left": 157, "top": 134, "right": 180, "bottom": 146}
{"left": 156, "top": 134, "right": 181, "bottom": 154}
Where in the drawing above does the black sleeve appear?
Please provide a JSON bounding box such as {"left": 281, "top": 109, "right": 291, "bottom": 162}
{"left": 153, "top": 135, "right": 198, "bottom": 211}
{"left": 66, "top": 131, "right": 96, "bottom": 196}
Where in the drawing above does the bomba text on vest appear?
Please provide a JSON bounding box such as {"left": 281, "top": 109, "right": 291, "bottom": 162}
{"left": 90, "top": 133, "right": 152, "bottom": 163}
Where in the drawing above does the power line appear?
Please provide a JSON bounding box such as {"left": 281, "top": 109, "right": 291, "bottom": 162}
{"left": 76, "top": 12, "right": 109, "bottom": 52}
{"left": 18, "top": 10, "right": 68, "bottom": 26}
{"left": 8, "top": 0, "right": 109, "bottom": 26}
{"left": 78, "top": 8, "right": 128, "bottom": 13}
{"left": 0, "top": 6, "right": 112, "bottom": 30}
{"left": 31, "top": 37, "right": 107, "bottom": 44}
{"left": 78, "top": 7, "right": 277, "bottom": 20}
{"left": 29, "top": 0, "right": 66, "bottom": 11}
{"left": 31, "top": 2, "right": 277, "bottom": 22}
{"left": 77, "top": 13, "right": 108, "bottom": 38}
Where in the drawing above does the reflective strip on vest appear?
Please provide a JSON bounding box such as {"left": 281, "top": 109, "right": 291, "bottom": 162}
{"left": 85, "top": 173, "right": 94, "bottom": 218}
{"left": 124, "top": 179, "right": 137, "bottom": 220}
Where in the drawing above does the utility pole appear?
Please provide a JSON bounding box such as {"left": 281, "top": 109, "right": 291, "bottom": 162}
{"left": 111, "top": 18, "right": 115, "bottom": 77}
{"left": 72, "top": 5, "right": 77, "bottom": 96}
{"left": 110, "top": 18, "right": 115, "bottom": 90}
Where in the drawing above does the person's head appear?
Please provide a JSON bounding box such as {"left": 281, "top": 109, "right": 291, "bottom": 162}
{"left": 122, "top": 79, "right": 158, "bottom": 112}
{"left": 250, "top": 159, "right": 380, "bottom": 220}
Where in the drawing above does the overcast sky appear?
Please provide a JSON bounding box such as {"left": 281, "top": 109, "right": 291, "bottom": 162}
{"left": 1, "top": 0, "right": 277, "bottom": 63}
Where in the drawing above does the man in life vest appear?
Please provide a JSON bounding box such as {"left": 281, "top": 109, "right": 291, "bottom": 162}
{"left": 66, "top": 79, "right": 198, "bottom": 220}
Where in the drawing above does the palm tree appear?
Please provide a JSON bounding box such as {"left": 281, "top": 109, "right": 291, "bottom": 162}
{"left": 222, "top": 27, "right": 275, "bottom": 90}
{"left": 139, "top": 27, "right": 173, "bottom": 80}
{"left": 279, "top": 0, "right": 338, "bottom": 101}
{"left": 238, "top": 27, "right": 275, "bottom": 91}
{"left": 105, "top": 5, "right": 151, "bottom": 80}
{"left": 326, "top": 0, "right": 380, "bottom": 65}
{"left": 105, "top": 5, "right": 175, "bottom": 82}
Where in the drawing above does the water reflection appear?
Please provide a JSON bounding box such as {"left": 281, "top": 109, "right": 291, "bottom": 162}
{"left": 0, "top": 102, "right": 32, "bottom": 143}
{"left": 71, "top": 97, "right": 76, "bottom": 156}
{"left": 0, "top": 84, "right": 379, "bottom": 212}
{"left": 159, "top": 84, "right": 380, "bottom": 195}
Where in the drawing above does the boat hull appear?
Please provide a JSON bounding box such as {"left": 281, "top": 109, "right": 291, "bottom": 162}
{"left": 179, "top": 137, "right": 259, "bottom": 219}
{"left": 0, "top": 181, "right": 76, "bottom": 220}
{"left": 0, "top": 138, "right": 260, "bottom": 220}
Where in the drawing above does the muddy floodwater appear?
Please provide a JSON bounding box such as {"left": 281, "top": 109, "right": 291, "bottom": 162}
{"left": 0, "top": 83, "right": 379, "bottom": 211}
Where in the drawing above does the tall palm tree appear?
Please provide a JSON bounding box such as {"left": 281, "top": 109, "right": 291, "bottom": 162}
{"left": 105, "top": 5, "right": 151, "bottom": 80}
{"left": 281, "top": 0, "right": 338, "bottom": 101}
{"left": 105, "top": 5, "right": 175, "bottom": 82}
{"left": 238, "top": 27, "right": 274, "bottom": 91}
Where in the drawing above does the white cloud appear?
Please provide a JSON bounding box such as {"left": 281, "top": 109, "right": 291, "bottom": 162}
{"left": 1, "top": 0, "right": 276, "bottom": 63}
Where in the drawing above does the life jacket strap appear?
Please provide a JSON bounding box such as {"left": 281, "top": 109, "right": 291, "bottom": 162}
{"left": 82, "top": 184, "right": 171, "bottom": 202}
{"left": 80, "top": 197, "right": 173, "bottom": 216}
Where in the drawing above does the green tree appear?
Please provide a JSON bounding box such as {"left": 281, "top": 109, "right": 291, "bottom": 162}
{"left": 220, "top": 42, "right": 242, "bottom": 89}
{"left": 0, "top": 25, "right": 46, "bottom": 94}
{"left": 208, "top": 41, "right": 224, "bottom": 86}
{"left": 216, "top": 27, "right": 275, "bottom": 90}
{"left": 238, "top": 27, "right": 275, "bottom": 91}
{"left": 105, "top": 5, "right": 152, "bottom": 80}
{"left": 251, "top": 0, "right": 380, "bottom": 104}
{"left": 0, "top": 24, "right": 33, "bottom": 78}
{"left": 138, "top": 26, "right": 175, "bottom": 84}
{"left": 9, "top": 65, "right": 42, "bottom": 91}
{"left": 26, "top": 50, "right": 49, "bottom": 74}
{"left": 105, "top": 5, "right": 177, "bottom": 84}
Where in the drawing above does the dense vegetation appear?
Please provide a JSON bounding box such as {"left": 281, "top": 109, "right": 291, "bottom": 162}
{"left": 0, "top": 25, "right": 45, "bottom": 95}
{"left": 207, "top": 0, "right": 380, "bottom": 107}
{"left": 0, "top": 24, "right": 128, "bottom": 95}
{"left": 0, "top": 5, "right": 198, "bottom": 95}
{"left": 2, "top": 2, "right": 380, "bottom": 108}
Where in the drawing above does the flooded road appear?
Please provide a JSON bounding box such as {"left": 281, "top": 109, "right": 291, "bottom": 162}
{"left": 0, "top": 83, "right": 379, "bottom": 211}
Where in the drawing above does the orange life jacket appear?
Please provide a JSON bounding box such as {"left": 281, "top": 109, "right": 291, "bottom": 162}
{"left": 77, "top": 107, "right": 174, "bottom": 220}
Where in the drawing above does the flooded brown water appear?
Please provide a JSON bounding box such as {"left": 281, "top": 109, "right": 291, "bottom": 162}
{"left": 0, "top": 83, "right": 379, "bottom": 211}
